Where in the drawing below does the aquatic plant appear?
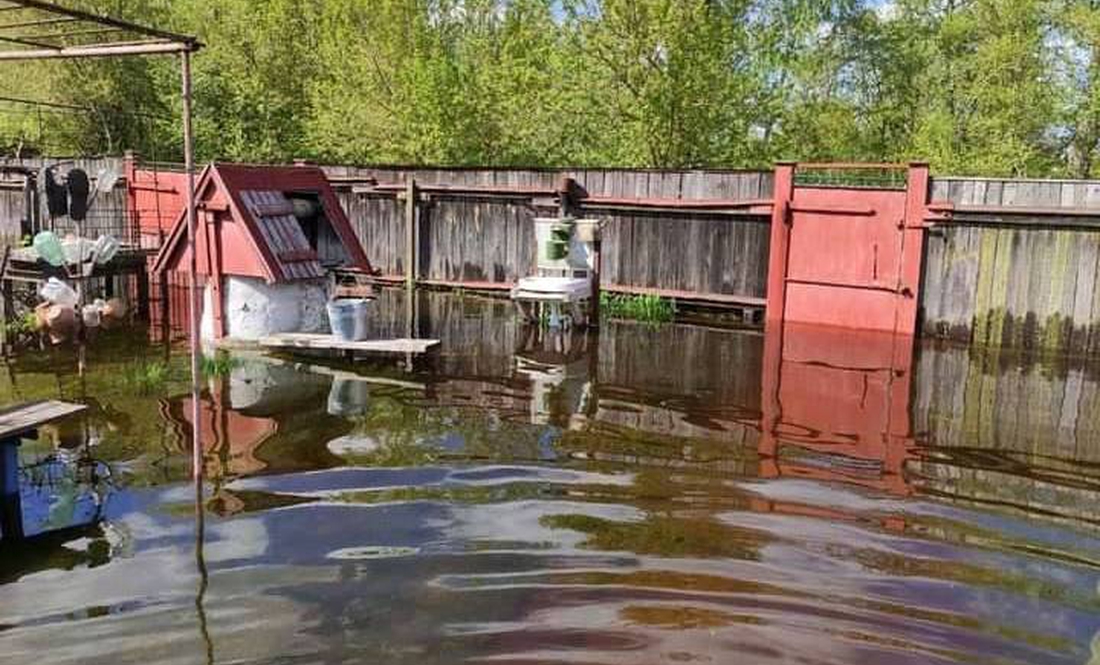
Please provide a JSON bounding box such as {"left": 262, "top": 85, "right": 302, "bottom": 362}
{"left": 600, "top": 293, "right": 675, "bottom": 324}
{"left": 201, "top": 351, "right": 240, "bottom": 377}
{"left": 122, "top": 360, "right": 171, "bottom": 393}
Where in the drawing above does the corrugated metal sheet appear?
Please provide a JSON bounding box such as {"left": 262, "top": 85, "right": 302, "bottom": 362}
{"left": 240, "top": 190, "right": 324, "bottom": 280}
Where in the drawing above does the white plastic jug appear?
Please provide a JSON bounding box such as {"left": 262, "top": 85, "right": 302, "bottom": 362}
{"left": 81, "top": 304, "right": 101, "bottom": 328}
{"left": 38, "top": 277, "right": 78, "bottom": 308}
{"left": 92, "top": 235, "right": 120, "bottom": 264}
{"left": 32, "top": 231, "right": 64, "bottom": 267}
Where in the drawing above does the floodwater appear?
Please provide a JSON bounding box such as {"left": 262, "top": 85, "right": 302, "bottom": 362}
{"left": 2, "top": 288, "right": 1100, "bottom": 665}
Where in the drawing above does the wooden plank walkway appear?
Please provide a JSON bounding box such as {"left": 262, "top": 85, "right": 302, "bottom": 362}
{"left": 258, "top": 333, "right": 440, "bottom": 355}
{"left": 0, "top": 400, "right": 86, "bottom": 441}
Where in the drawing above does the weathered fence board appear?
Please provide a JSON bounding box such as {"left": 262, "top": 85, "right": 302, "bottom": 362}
{"left": 329, "top": 165, "right": 775, "bottom": 304}
{"left": 922, "top": 176, "right": 1100, "bottom": 353}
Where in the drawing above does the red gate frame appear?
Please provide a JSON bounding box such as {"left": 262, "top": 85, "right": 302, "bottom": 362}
{"left": 765, "top": 162, "right": 932, "bottom": 337}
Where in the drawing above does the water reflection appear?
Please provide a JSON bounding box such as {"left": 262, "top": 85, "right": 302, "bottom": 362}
{"left": 0, "top": 404, "right": 115, "bottom": 543}
{"left": 514, "top": 325, "right": 595, "bottom": 427}
{"left": 0, "top": 289, "right": 1099, "bottom": 664}
{"left": 759, "top": 322, "right": 917, "bottom": 497}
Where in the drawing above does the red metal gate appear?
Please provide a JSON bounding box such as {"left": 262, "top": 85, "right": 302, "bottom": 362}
{"left": 766, "top": 163, "right": 930, "bottom": 335}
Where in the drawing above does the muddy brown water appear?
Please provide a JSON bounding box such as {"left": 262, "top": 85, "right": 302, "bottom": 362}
{"left": 1, "top": 289, "right": 1100, "bottom": 665}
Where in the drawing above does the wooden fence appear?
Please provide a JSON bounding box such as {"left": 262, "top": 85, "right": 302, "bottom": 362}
{"left": 0, "top": 156, "right": 130, "bottom": 248}
{"left": 324, "top": 165, "right": 773, "bottom": 306}
{"left": 922, "top": 178, "right": 1100, "bottom": 354}
{"left": 12, "top": 156, "right": 1100, "bottom": 352}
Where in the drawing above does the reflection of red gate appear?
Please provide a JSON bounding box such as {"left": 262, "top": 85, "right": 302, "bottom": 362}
{"left": 766, "top": 163, "right": 931, "bottom": 335}
{"left": 758, "top": 322, "right": 917, "bottom": 498}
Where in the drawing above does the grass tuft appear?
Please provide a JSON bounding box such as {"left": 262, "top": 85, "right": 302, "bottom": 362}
{"left": 122, "top": 361, "right": 171, "bottom": 393}
{"left": 600, "top": 293, "right": 675, "bottom": 324}
{"left": 201, "top": 351, "right": 240, "bottom": 377}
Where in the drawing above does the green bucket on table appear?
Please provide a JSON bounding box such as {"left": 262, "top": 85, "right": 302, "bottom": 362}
{"left": 546, "top": 239, "right": 570, "bottom": 261}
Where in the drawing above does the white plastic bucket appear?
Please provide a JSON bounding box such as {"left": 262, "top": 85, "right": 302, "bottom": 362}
{"left": 327, "top": 298, "right": 371, "bottom": 341}
{"left": 327, "top": 378, "right": 371, "bottom": 416}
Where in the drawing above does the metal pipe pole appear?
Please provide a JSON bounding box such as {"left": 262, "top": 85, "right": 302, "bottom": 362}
{"left": 181, "top": 50, "right": 202, "bottom": 482}
{"left": 0, "top": 41, "right": 193, "bottom": 61}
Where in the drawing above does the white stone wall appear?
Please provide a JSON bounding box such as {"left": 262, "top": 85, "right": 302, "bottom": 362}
{"left": 201, "top": 276, "right": 330, "bottom": 341}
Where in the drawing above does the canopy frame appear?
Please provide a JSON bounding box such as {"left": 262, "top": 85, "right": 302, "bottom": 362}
{"left": 0, "top": 0, "right": 204, "bottom": 480}
{"left": 0, "top": 0, "right": 198, "bottom": 60}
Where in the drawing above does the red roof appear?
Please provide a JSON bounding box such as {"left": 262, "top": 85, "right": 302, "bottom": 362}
{"left": 152, "top": 163, "right": 372, "bottom": 283}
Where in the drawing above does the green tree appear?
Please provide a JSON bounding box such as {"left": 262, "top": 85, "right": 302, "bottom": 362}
{"left": 906, "top": 0, "right": 1057, "bottom": 176}
{"left": 1052, "top": 0, "right": 1100, "bottom": 177}
{"left": 169, "top": 0, "right": 323, "bottom": 162}
{"left": 563, "top": 0, "right": 762, "bottom": 168}
{"left": 0, "top": 0, "right": 1075, "bottom": 176}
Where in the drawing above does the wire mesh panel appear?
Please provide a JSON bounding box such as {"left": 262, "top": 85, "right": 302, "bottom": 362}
{"left": 795, "top": 164, "right": 909, "bottom": 190}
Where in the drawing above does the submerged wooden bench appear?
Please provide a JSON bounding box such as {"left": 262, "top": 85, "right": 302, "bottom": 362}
{"left": 257, "top": 333, "right": 440, "bottom": 356}
{"left": 0, "top": 400, "right": 87, "bottom": 542}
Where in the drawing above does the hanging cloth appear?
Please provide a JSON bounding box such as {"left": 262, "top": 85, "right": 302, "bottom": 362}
{"left": 67, "top": 168, "right": 90, "bottom": 222}
{"left": 43, "top": 166, "right": 67, "bottom": 218}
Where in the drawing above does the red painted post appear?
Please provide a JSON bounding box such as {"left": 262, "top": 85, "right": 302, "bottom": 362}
{"left": 896, "top": 162, "right": 930, "bottom": 339}
{"left": 765, "top": 162, "right": 796, "bottom": 325}
{"left": 758, "top": 321, "right": 781, "bottom": 480}
{"left": 760, "top": 162, "right": 795, "bottom": 479}
{"left": 205, "top": 210, "right": 226, "bottom": 339}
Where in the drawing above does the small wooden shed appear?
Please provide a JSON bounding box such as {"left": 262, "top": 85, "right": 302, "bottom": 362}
{"left": 153, "top": 163, "right": 372, "bottom": 340}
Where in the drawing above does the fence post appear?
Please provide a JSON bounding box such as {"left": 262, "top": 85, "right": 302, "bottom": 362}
{"left": 558, "top": 176, "right": 575, "bottom": 218}
{"left": 405, "top": 178, "right": 417, "bottom": 290}
{"left": 588, "top": 233, "right": 602, "bottom": 327}
{"left": 123, "top": 150, "right": 140, "bottom": 246}
{"left": 765, "top": 162, "right": 796, "bottom": 326}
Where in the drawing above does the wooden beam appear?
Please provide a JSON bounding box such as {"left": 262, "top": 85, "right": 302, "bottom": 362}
{"left": 258, "top": 333, "right": 440, "bottom": 356}
{"left": 0, "top": 400, "right": 87, "bottom": 441}
{"left": 577, "top": 202, "right": 771, "bottom": 218}
{"left": 930, "top": 202, "right": 1100, "bottom": 218}
{"left": 582, "top": 195, "right": 772, "bottom": 210}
